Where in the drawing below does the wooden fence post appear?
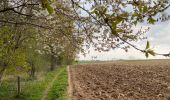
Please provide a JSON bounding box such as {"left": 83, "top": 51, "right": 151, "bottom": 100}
{"left": 17, "top": 76, "right": 21, "bottom": 97}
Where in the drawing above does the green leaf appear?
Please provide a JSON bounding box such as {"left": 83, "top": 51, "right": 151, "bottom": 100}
{"left": 115, "top": 17, "right": 124, "bottom": 24}
{"left": 145, "top": 52, "right": 149, "bottom": 58}
{"left": 148, "top": 49, "right": 155, "bottom": 56}
{"left": 145, "top": 41, "right": 150, "bottom": 50}
{"left": 143, "top": 6, "right": 148, "bottom": 13}
{"left": 132, "top": 13, "right": 139, "bottom": 17}
{"left": 41, "top": 0, "right": 48, "bottom": 8}
{"left": 116, "top": 28, "right": 124, "bottom": 33}
{"left": 148, "top": 17, "right": 156, "bottom": 24}
{"left": 112, "top": 22, "right": 116, "bottom": 30}
{"left": 121, "top": 13, "right": 129, "bottom": 17}
{"left": 123, "top": 34, "right": 135, "bottom": 40}
{"left": 111, "top": 13, "right": 115, "bottom": 16}
{"left": 41, "top": 0, "right": 54, "bottom": 14}
{"left": 112, "top": 30, "right": 117, "bottom": 35}
{"left": 46, "top": 4, "right": 54, "bottom": 14}
{"left": 91, "top": 9, "right": 98, "bottom": 15}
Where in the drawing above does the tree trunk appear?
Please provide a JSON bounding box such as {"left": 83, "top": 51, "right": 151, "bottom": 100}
{"left": 50, "top": 55, "right": 55, "bottom": 71}
{"left": 0, "top": 62, "right": 7, "bottom": 83}
{"left": 0, "top": 67, "right": 5, "bottom": 83}
{"left": 30, "top": 63, "right": 35, "bottom": 78}
{"left": 56, "top": 56, "right": 62, "bottom": 66}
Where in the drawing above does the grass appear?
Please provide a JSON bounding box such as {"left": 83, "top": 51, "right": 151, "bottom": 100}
{"left": 46, "top": 66, "right": 68, "bottom": 100}
{"left": 19, "top": 70, "right": 58, "bottom": 100}
{"left": 76, "top": 60, "right": 112, "bottom": 65}
{"left": 0, "top": 66, "right": 68, "bottom": 100}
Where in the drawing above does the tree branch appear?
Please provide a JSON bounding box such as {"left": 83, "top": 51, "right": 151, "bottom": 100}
{"left": 71, "top": 0, "right": 170, "bottom": 57}
{"left": 0, "top": 19, "right": 51, "bottom": 29}
{"left": 12, "top": 9, "right": 32, "bottom": 17}
{"left": 104, "top": 17, "right": 170, "bottom": 57}
{"left": 0, "top": 3, "right": 39, "bottom": 13}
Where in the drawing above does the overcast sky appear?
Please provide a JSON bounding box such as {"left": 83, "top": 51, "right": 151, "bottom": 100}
{"left": 78, "top": 2, "right": 170, "bottom": 60}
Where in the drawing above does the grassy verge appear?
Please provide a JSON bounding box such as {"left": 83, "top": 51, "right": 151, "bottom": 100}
{"left": 0, "top": 66, "right": 68, "bottom": 100}
{"left": 76, "top": 60, "right": 93, "bottom": 64}
{"left": 46, "top": 66, "right": 68, "bottom": 100}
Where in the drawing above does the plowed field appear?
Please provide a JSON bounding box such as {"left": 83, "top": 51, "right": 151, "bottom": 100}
{"left": 69, "top": 60, "right": 170, "bottom": 100}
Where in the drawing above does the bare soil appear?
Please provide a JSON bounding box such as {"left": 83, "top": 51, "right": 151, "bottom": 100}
{"left": 69, "top": 60, "right": 170, "bottom": 100}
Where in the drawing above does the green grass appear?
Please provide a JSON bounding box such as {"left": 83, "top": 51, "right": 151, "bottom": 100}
{"left": 76, "top": 60, "right": 94, "bottom": 64}
{"left": 0, "top": 66, "right": 68, "bottom": 100}
{"left": 19, "top": 70, "right": 58, "bottom": 100}
{"left": 46, "top": 66, "right": 68, "bottom": 100}
{"left": 0, "top": 80, "right": 17, "bottom": 100}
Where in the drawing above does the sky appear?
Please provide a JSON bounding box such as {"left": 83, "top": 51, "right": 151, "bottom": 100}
{"left": 78, "top": 2, "right": 170, "bottom": 60}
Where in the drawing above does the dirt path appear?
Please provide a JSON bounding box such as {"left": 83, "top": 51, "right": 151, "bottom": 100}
{"left": 67, "top": 66, "right": 73, "bottom": 100}
{"left": 41, "top": 69, "right": 62, "bottom": 100}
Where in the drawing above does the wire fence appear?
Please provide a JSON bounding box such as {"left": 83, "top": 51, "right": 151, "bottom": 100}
{"left": 0, "top": 74, "right": 42, "bottom": 99}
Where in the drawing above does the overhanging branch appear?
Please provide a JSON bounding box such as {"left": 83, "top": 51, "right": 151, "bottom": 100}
{"left": 71, "top": 0, "right": 170, "bottom": 57}
{"left": 0, "top": 3, "right": 39, "bottom": 13}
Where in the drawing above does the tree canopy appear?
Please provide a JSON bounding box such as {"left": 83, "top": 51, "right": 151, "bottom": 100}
{"left": 69, "top": 0, "right": 170, "bottom": 57}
